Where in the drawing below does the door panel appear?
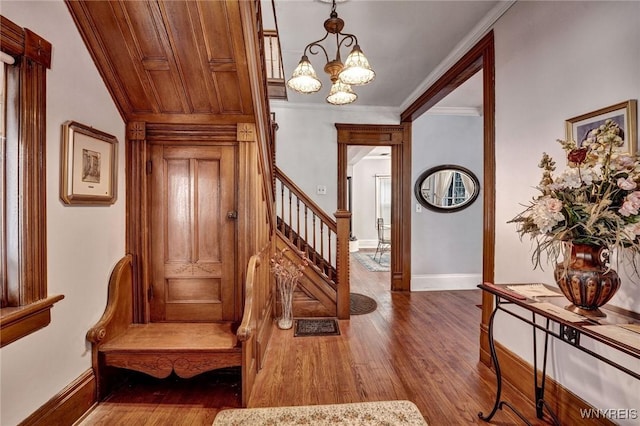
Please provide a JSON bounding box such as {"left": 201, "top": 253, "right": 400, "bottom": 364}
{"left": 150, "top": 144, "right": 236, "bottom": 322}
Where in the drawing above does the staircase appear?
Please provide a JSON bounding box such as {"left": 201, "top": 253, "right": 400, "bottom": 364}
{"left": 275, "top": 167, "right": 351, "bottom": 319}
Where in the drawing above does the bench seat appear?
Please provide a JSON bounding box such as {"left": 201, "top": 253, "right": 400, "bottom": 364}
{"left": 99, "top": 322, "right": 241, "bottom": 379}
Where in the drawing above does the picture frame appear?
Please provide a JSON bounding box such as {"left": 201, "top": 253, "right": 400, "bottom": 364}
{"left": 60, "top": 121, "right": 118, "bottom": 205}
{"left": 565, "top": 99, "right": 637, "bottom": 155}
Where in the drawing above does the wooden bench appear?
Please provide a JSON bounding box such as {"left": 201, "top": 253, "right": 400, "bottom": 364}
{"left": 87, "top": 255, "right": 259, "bottom": 405}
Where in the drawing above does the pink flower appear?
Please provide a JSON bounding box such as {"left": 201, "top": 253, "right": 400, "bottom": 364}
{"left": 620, "top": 202, "right": 637, "bottom": 217}
{"left": 617, "top": 177, "right": 637, "bottom": 191}
{"left": 614, "top": 155, "right": 635, "bottom": 169}
{"left": 620, "top": 191, "right": 640, "bottom": 217}
{"left": 629, "top": 191, "right": 640, "bottom": 204}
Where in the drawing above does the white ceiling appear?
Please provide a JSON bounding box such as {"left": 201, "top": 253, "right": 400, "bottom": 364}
{"left": 266, "top": 0, "right": 509, "bottom": 109}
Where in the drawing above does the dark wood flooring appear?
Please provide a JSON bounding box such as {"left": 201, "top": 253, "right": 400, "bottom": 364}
{"left": 77, "top": 251, "right": 548, "bottom": 425}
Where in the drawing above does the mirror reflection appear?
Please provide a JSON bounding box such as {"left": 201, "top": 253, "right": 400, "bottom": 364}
{"left": 414, "top": 165, "right": 479, "bottom": 212}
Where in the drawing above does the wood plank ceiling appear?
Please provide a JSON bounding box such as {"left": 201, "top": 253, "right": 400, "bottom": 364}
{"left": 66, "top": 0, "right": 256, "bottom": 125}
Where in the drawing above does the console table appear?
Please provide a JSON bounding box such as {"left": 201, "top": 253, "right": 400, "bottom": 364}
{"left": 478, "top": 282, "right": 640, "bottom": 425}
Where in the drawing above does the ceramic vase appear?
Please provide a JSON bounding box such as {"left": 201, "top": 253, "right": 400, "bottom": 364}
{"left": 554, "top": 243, "right": 621, "bottom": 317}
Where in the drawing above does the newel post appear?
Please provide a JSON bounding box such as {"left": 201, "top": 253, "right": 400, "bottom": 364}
{"left": 335, "top": 209, "right": 351, "bottom": 319}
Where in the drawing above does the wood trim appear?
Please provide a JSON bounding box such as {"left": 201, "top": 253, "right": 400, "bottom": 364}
{"left": 0, "top": 295, "right": 64, "bottom": 347}
{"left": 396, "top": 123, "right": 413, "bottom": 291}
{"left": 19, "top": 54, "right": 48, "bottom": 305}
{"left": 335, "top": 210, "right": 351, "bottom": 318}
{"left": 146, "top": 123, "right": 238, "bottom": 141}
{"left": 482, "top": 330, "right": 615, "bottom": 426}
{"left": 481, "top": 34, "right": 497, "bottom": 334}
{"left": 238, "top": 122, "right": 258, "bottom": 322}
{"left": 336, "top": 123, "right": 411, "bottom": 291}
{"left": 125, "top": 123, "right": 148, "bottom": 323}
{"left": 238, "top": 0, "right": 276, "bottom": 227}
{"left": 23, "top": 29, "right": 52, "bottom": 69}
{"left": 18, "top": 369, "right": 96, "bottom": 426}
{"left": 0, "top": 15, "right": 54, "bottom": 344}
{"left": 0, "top": 15, "right": 25, "bottom": 57}
{"left": 401, "top": 34, "right": 487, "bottom": 123}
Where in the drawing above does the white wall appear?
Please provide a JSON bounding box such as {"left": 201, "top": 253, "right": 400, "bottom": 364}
{"left": 411, "top": 113, "right": 483, "bottom": 290}
{"left": 0, "top": 2, "right": 126, "bottom": 425}
{"left": 351, "top": 157, "right": 391, "bottom": 247}
{"left": 493, "top": 1, "right": 640, "bottom": 423}
{"left": 270, "top": 101, "right": 399, "bottom": 216}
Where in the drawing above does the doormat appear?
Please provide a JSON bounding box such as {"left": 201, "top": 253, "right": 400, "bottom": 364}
{"left": 350, "top": 293, "right": 377, "bottom": 315}
{"left": 352, "top": 251, "right": 390, "bottom": 272}
{"left": 294, "top": 318, "right": 340, "bottom": 337}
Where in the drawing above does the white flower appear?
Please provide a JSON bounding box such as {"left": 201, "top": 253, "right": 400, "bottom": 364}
{"left": 622, "top": 222, "right": 640, "bottom": 240}
{"left": 531, "top": 196, "right": 565, "bottom": 233}
{"left": 548, "top": 167, "right": 596, "bottom": 190}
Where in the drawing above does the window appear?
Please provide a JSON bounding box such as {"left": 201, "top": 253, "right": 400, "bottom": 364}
{"left": 375, "top": 175, "right": 391, "bottom": 227}
{"left": 263, "top": 30, "right": 283, "bottom": 81}
{"left": 0, "top": 15, "right": 62, "bottom": 347}
{"left": 443, "top": 172, "right": 467, "bottom": 207}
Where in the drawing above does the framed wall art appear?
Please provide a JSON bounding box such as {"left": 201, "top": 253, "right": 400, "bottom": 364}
{"left": 565, "top": 99, "right": 637, "bottom": 155}
{"left": 60, "top": 121, "right": 118, "bottom": 205}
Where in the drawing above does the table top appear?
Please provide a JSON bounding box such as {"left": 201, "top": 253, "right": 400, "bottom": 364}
{"left": 479, "top": 282, "right": 640, "bottom": 358}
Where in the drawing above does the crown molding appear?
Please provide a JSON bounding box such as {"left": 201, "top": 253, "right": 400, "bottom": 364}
{"left": 269, "top": 99, "right": 401, "bottom": 117}
{"left": 399, "top": 1, "right": 516, "bottom": 112}
{"left": 426, "top": 106, "right": 482, "bottom": 116}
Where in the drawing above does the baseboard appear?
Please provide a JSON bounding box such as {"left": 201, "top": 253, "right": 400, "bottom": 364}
{"left": 479, "top": 327, "right": 614, "bottom": 426}
{"left": 411, "top": 273, "right": 481, "bottom": 291}
{"left": 351, "top": 239, "right": 377, "bottom": 249}
{"left": 19, "top": 369, "right": 96, "bottom": 426}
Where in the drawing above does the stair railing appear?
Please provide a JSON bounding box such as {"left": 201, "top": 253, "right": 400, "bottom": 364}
{"left": 275, "top": 168, "right": 338, "bottom": 281}
{"left": 275, "top": 167, "right": 351, "bottom": 319}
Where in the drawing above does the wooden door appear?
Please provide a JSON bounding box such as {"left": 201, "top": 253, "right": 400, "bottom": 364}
{"left": 150, "top": 144, "right": 236, "bottom": 322}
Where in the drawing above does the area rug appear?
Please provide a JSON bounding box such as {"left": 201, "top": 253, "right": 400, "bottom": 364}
{"left": 350, "top": 293, "right": 377, "bottom": 315}
{"left": 294, "top": 318, "right": 340, "bottom": 337}
{"left": 213, "top": 400, "right": 428, "bottom": 425}
{"left": 352, "top": 251, "right": 390, "bottom": 272}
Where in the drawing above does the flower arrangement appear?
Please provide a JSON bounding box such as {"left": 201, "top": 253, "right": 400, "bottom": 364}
{"left": 510, "top": 119, "right": 640, "bottom": 271}
{"left": 270, "top": 248, "right": 307, "bottom": 285}
{"left": 270, "top": 248, "right": 308, "bottom": 329}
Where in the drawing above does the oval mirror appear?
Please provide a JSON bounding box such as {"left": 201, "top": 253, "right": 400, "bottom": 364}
{"left": 414, "top": 165, "right": 480, "bottom": 213}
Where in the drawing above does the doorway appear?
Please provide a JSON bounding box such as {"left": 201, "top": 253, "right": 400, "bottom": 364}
{"left": 400, "top": 31, "right": 495, "bottom": 364}
{"left": 336, "top": 123, "right": 412, "bottom": 292}
{"left": 348, "top": 146, "right": 392, "bottom": 275}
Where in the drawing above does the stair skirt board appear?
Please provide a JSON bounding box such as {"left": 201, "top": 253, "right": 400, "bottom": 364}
{"left": 411, "top": 274, "right": 482, "bottom": 291}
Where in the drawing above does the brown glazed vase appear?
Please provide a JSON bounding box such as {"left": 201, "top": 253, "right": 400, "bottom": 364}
{"left": 554, "top": 243, "right": 621, "bottom": 317}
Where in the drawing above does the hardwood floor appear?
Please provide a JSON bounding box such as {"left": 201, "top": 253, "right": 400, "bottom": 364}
{"left": 77, "top": 251, "right": 549, "bottom": 425}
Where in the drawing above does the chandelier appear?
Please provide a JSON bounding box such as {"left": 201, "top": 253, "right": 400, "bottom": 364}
{"left": 286, "top": 0, "right": 375, "bottom": 105}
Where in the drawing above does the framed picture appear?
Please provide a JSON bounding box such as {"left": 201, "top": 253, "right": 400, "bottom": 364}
{"left": 565, "top": 99, "right": 637, "bottom": 155}
{"left": 60, "top": 121, "right": 118, "bottom": 205}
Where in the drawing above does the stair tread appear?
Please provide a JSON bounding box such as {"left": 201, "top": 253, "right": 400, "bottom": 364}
{"left": 100, "top": 322, "right": 239, "bottom": 353}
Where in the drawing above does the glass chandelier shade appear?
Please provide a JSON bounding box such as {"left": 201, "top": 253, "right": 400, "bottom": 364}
{"left": 326, "top": 80, "right": 357, "bottom": 105}
{"left": 287, "top": 55, "right": 322, "bottom": 94}
{"left": 338, "top": 45, "right": 375, "bottom": 86}
{"left": 286, "top": 0, "right": 374, "bottom": 105}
